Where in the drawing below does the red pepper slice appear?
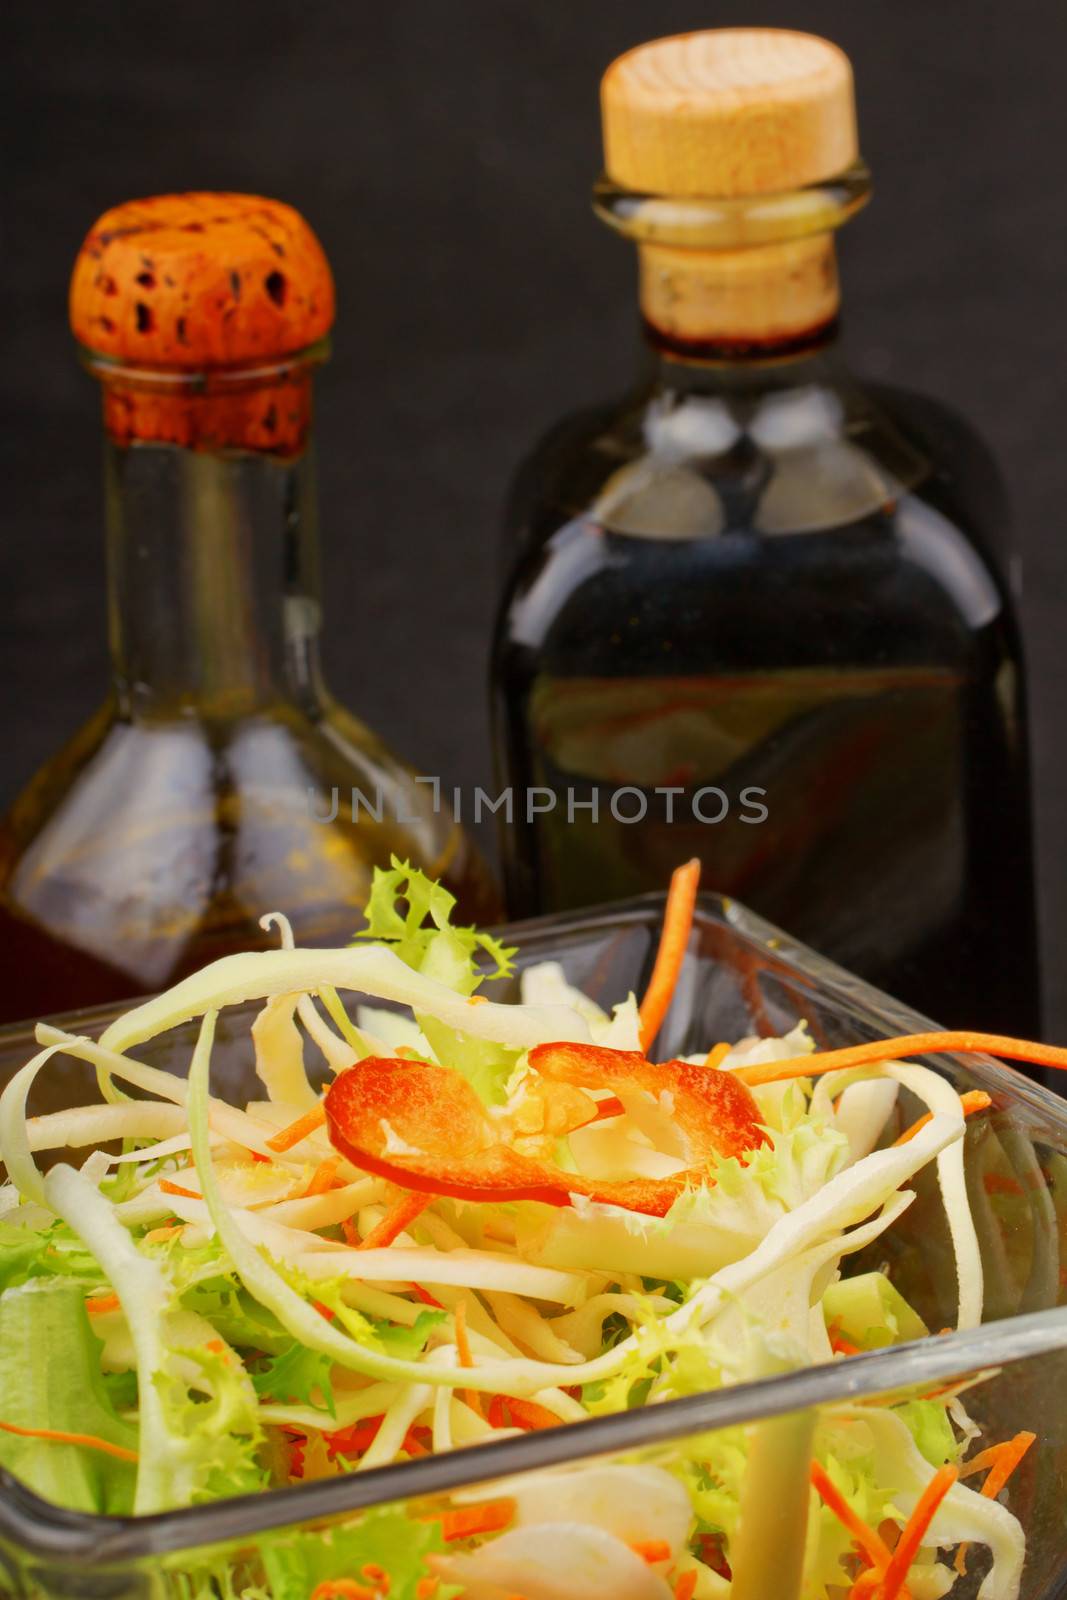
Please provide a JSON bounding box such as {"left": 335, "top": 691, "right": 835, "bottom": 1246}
{"left": 324, "top": 1042, "right": 764, "bottom": 1218}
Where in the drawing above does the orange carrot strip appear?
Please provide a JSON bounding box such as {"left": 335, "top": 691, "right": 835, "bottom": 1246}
{"left": 85, "top": 1292, "right": 120, "bottom": 1316}
{"left": 877, "top": 1465, "right": 958, "bottom": 1600}
{"left": 892, "top": 1089, "right": 992, "bottom": 1147}
{"left": 436, "top": 1498, "right": 516, "bottom": 1542}
{"left": 341, "top": 1216, "right": 360, "bottom": 1247}
{"left": 736, "top": 1032, "right": 1067, "bottom": 1089}
{"left": 674, "top": 1575, "right": 698, "bottom": 1600}
{"left": 906, "top": 1386, "right": 1015, "bottom": 1561}
{"left": 704, "top": 1041, "right": 730, "bottom": 1070}
{"left": 630, "top": 1539, "right": 672, "bottom": 1564}
{"left": 304, "top": 1157, "right": 341, "bottom": 1197}
{"left": 501, "top": 1397, "right": 562, "bottom": 1431}
{"left": 409, "top": 1282, "right": 444, "bottom": 1309}
{"left": 358, "top": 1190, "right": 433, "bottom": 1251}
{"left": 361, "top": 1566, "right": 389, "bottom": 1590}
{"left": 415, "top": 1581, "right": 439, "bottom": 1600}
{"left": 454, "top": 1297, "right": 484, "bottom": 1421}
{"left": 0, "top": 1419, "right": 138, "bottom": 1464}
{"left": 266, "top": 1102, "right": 327, "bottom": 1152}
{"left": 159, "top": 1179, "right": 201, "bottom": 1200}
{"left": 639, "top": 858, "right": 701, "bottom": 1052}
{"left": 960, "top": 1431, "right": 1036, "bottom": 1496}
{"left": 810, "top": 1461, "right": 892, "bottom": 1567}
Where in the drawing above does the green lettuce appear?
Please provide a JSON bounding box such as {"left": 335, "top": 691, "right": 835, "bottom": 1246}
{"left": 355, "top": 858, "right": 520, "bottom": 1104}
{"left": 258, "top": 1504, "right": 446, "bottom": 1600}
{"left": 0, "top": 1278, "right": 137, "bottom": 1513}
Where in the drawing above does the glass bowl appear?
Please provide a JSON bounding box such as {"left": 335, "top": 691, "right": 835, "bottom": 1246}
{"left": 0, "top": 891, "right": 1064, "bottom": 1599}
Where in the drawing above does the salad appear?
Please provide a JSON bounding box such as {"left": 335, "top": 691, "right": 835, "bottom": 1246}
{"left": 0, "top": 857, "right": 1062, "bottom": 1600}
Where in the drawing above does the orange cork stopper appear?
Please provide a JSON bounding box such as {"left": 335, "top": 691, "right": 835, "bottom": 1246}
{"left": 69, "top": 193, "right": 335, "bottom": 453}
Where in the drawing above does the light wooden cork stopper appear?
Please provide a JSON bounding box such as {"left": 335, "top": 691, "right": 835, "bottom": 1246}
{"left": 602, "top": 29, "right": 857, "bottom": 198}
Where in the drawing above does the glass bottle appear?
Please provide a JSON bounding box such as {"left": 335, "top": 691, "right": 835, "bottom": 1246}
{"left": 491, "top": 31, "right": 1040, "bottom": 1036}
{"left": 0, "top": 193, "right": 496, "bottom": 1023}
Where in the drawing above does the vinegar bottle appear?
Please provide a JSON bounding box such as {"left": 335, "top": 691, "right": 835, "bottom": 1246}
{"left": 491, "top": 31, "right": 1040, "bottom": 1035}
{"left": 0, "top": 193, "right": 497, "bottom": 1023}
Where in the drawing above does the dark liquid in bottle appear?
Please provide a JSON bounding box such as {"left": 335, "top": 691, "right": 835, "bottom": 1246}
{"left": 493, "top": 369, "right": 1040, "bottom": 1037}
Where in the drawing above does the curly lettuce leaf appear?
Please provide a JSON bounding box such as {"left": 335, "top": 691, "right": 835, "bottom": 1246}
{"left": 251, "top": 1342, "right": 336, "bottom": 1416}
{"left": 355, "top": 857, "right": 515, "bottom": 994}
{"left": 0, "top": 1278, "right": 137, "bottom": 1513}
{"left": 353, "top": 858, "right": 520, "bottom": 1104}
{"left": 259, "top": 1504, "right": 446, "bottom": 1600}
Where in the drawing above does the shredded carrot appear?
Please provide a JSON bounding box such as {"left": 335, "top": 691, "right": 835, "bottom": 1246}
{"left": 506, "top": 1397, "right": 561, "bottom": 1431}
{"left": 435, "top": 1498, "right": 515, "bottom": 1542}
{"left": 454, "top": 1297, "right": 484, "bottom": 1420}
{"left": 85, "top": 1292, "right": 120, "bottom": 1316}
{"left": 143, "top": 1223, "right": 184, "bottom": 1243}
{"left": 630, "top": 1539, "right": 672, "bottom": 1564}
{"left": 639, "top": 858, "right": 701, "bottom": 1052}
{"left": 415, "top": 1581, "right": 439, "bottom": 1600}
{"left": 957, "top": 1430, "right": 1035, "bottom": 1576}
{"left": 877, "top": 1465, "right": 958, "bottom": 1600}
{"left": 704, "top": 1041, "right": 731, "bottom": 1070}
{"left": 674, "top": 1574, "right": 698, "bottom": 1600}
{"left": 736, "top": 1031, "right": 1067, "bottom": 1089}
{"left": 308, "top": 1582, "right": 376, "bottom": 1600}
{"left": 266, "top": 1101, "right": 327, "bottom": 1152}
{"left": 304, "top": 1156, "right": 341, "bottom": 1197}
{"left": 959, "top": 1431, "right": 1035, "bottom": 1495}
{"left": 341, "top": 1216, "right": 360, "bottom": 1247}
{"left": 892, "top": 1089, "right": 992, "bottom": 1146}
{"left": 0, "top": 1419, "right": 139, "bottom": 1464}
{"left": 361, "top": 1566, "right": 389, "bottom": 1592}
{"left": 358, "top": 1190, "right": 433, "bottom": 1251}
{"left": 313, "top": 1301, "right": 336, "bottom": 1322}
{"left": 158, "top": 1178, "right": 201, "bottom": 1200}
{"left": 811, "top": 1461, "right": 892, "bottom": 1568}
{"left": 409, "top": 1282, "right": 444, "bottom": 1309}
{"left": 325, "top": 1417, "right": 384, "bottom": 1460}
{"left": 830, "top": 1332, "right": 862, "bottom": 1357}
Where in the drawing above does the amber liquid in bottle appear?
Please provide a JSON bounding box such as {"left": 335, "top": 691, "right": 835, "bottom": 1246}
{"left": 0, "top": 197, "right": 496, "bottom": 1024}
{"left": 492, "top": 171, "right": 1040, "bottom": 1035}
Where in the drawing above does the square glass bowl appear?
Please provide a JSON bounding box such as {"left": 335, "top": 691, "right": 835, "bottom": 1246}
{"left": 0, "top": 891, "right": 1065, "bottom": 1600}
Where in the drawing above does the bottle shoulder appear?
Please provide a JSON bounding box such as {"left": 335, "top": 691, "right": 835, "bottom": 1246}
{"left": 497, "top": 364, "right": 1016, "bottom": 658}
{"left": 0, "top": 700, "right": 495, "bottom": 982}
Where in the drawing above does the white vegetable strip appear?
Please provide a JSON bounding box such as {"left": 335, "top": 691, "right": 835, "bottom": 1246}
{"left": 101, "top": 943, "right": 593, "bottom": 1054}
{"left": 26, "top": 1102, "right": 187, "bottom": 1153}
{"left": 251, "top": 990, "right": 318, "bottom": 1109}
{"left": 34, "top": 1026, "right": 280, "bottom": 1157}
{"left": 881, "top": 1062, "right": 984, "bottom": 1328}
{"left": 675, "top": 1115, "right": 965, "bottom": 1336}
{"left": 42, "top": 1163, "right": 188, "bottom": 1513}
{"left": 0, "top": 1044, "right": 74, "bottom": 1202}
{"left": 357, "top": 1380, "right": 433, "bottom": 1471}
{"left": 294, "top": 1248, "right": 587, "bottom": 1305}
{"left": 260, "top": 912, "right": 366, "bottom": 1076}
{"left": 262, "top": 1177, "right": 387, "bottom": 1229}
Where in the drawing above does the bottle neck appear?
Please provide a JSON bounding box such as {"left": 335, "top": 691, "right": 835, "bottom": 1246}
{"left": 638, "top": 233, "right": 839, "bottom": 359}
{"left": 103, "top": 434, "right": 324, "bottom": 720}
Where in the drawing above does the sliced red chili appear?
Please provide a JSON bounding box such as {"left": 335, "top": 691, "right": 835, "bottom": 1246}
{"left": 324, "top": 1042, "right": 764, "bottom": 1218}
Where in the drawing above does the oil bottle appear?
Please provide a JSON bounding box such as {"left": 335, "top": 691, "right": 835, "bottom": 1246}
{"left": 0, "top": 193, "right": 497, "bottom": 1022}
{"left": 491, "top": 30, "right": 1039, "bottom": 1035}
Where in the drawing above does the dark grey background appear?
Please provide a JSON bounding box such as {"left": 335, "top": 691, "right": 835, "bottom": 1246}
{"left": 4, "top": 2, "right": 1067, "bottom": 1025}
